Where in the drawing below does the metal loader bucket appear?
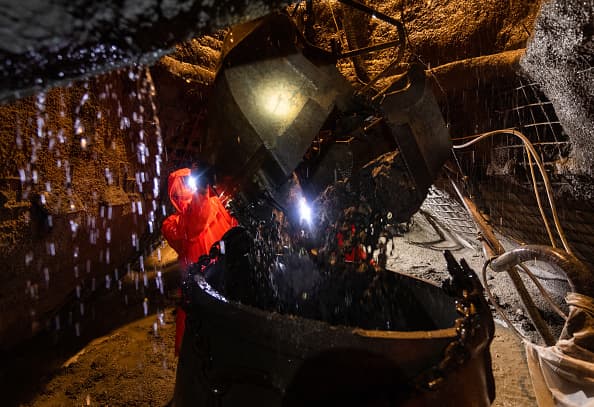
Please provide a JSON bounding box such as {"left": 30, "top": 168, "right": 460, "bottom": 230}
{"left": 173, "top": 250, "right": 495, "bottom": 406}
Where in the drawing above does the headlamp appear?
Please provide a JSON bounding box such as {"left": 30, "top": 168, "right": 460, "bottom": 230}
{"left": 299, "top": 197, "right": 312, "bottom": 225}
{"left": 186, "top": 175, "right": 198, "bottom": 192}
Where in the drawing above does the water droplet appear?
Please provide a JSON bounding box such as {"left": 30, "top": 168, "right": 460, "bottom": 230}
{"left": 119, "top": 117, "right": 130, "bottom": 129}
{"left": 74, "top": 118, "right": 84, "bottom": 135}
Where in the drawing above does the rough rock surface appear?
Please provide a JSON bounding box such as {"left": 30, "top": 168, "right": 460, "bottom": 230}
{"left": 0, "top": 0, "right": 289, "bottom": 103}
{"left": 0, "top": 68, "right": 164, "bottom": 348}
{"left": 294, "top": 0, "right": 540, "bottom": 87}
{"left": 150, "top": 33, "right": 224, "bottom": 162}
{"left": 521, "top": 0, "right": 594, "bottom": 174}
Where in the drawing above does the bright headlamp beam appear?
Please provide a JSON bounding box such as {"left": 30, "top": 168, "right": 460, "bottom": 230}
{"left": 187, "top": 176, "right": 198, "bottom": 192}
{"left": 299, "top": 197, "right": 312, "bottom": 225}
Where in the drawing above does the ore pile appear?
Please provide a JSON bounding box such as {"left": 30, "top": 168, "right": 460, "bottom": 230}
{"left": 311, "top": 149, "right": 424, "bottom": 268}
{"left": 193, "top": 149, "right": 435, "bottom": 331}
{"left": 198, "top": 226, "right": 448, "bottom": 332}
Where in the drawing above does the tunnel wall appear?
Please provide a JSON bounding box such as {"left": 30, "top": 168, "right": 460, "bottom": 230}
{"left": 522, "top": 0, "right": 594, "bottom": 175}
{"left": 0, "top": 68, "right": 163, "bottom": 348}
{"left": 0, "top": 0, "right": 289, "bottom": 104}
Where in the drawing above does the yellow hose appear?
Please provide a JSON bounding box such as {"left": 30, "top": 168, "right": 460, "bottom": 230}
{"left": 453, "top": 129, "right": 572, "bottom": 255}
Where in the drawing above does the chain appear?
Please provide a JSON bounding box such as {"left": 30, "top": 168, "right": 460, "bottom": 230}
{"left": 414, "top": 251, "right": 494, "bottom": 391}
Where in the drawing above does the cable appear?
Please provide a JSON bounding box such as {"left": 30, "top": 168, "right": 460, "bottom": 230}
{"left": 453, "top": 129, "right": 567, "bottom": 251}
{"left": 483, "top": 257, "right": 568, "bottom": 345}
{"left": 451, "top": 175, "right": 556, "bottom": 344}
{"left": 517, "top": 263, "right": 568, "bottom": 320}
{"left": 327, "top": 0, "right": 347, "bottom": 51}
{"left": 482, "top": 258, "right": 528, "bottom": 342}
{"left": 453, "top": 129, "right": 572, "bottom": 255}
{"left": 526, "top": 146, "right": 557, "bottom": 248}
{"left": 451, "top": 134, "right": 486, "bottom": 142}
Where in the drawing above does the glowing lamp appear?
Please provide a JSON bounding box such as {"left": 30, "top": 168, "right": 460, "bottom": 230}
{"left": 186, "top": 176, "right": 198, "bottom": 192}
{"left": 298, "top": 197, "right": 312, "bottom": 225}
{"left": 202, "top": 13, "right": 352, "bottom": 203}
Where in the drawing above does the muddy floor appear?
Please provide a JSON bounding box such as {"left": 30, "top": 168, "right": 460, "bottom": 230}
{"left": 388, "top": 211, "right": 569, "bottom": 343}
{"left": 19, "top": 311, "right": 178, "bottom": 407}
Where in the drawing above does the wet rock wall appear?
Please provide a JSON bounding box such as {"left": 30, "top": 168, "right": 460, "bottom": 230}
{"left": 0, "top": 0, "right": 289, "bottom": 104}
{"left": 522, "top": 0, "right": 594, "bottom": 175}
{"left": 0, "top": 68, "right": 163, "bottom": 348}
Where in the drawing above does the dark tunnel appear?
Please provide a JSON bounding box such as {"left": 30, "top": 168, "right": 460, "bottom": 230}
{"left": 0, "top": 1, "right": 594, "bottom": 406}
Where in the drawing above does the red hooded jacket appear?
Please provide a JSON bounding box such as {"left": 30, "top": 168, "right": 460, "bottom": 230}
{"left": 161, "top": 168, "right": 237, "bottom": 356}
{"left": 162, "top": 168, "right": 237, "bottom": 269}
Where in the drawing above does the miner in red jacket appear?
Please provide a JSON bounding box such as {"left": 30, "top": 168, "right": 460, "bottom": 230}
{"left": 161, "top": 167, "right": 237, "bottom": 355}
